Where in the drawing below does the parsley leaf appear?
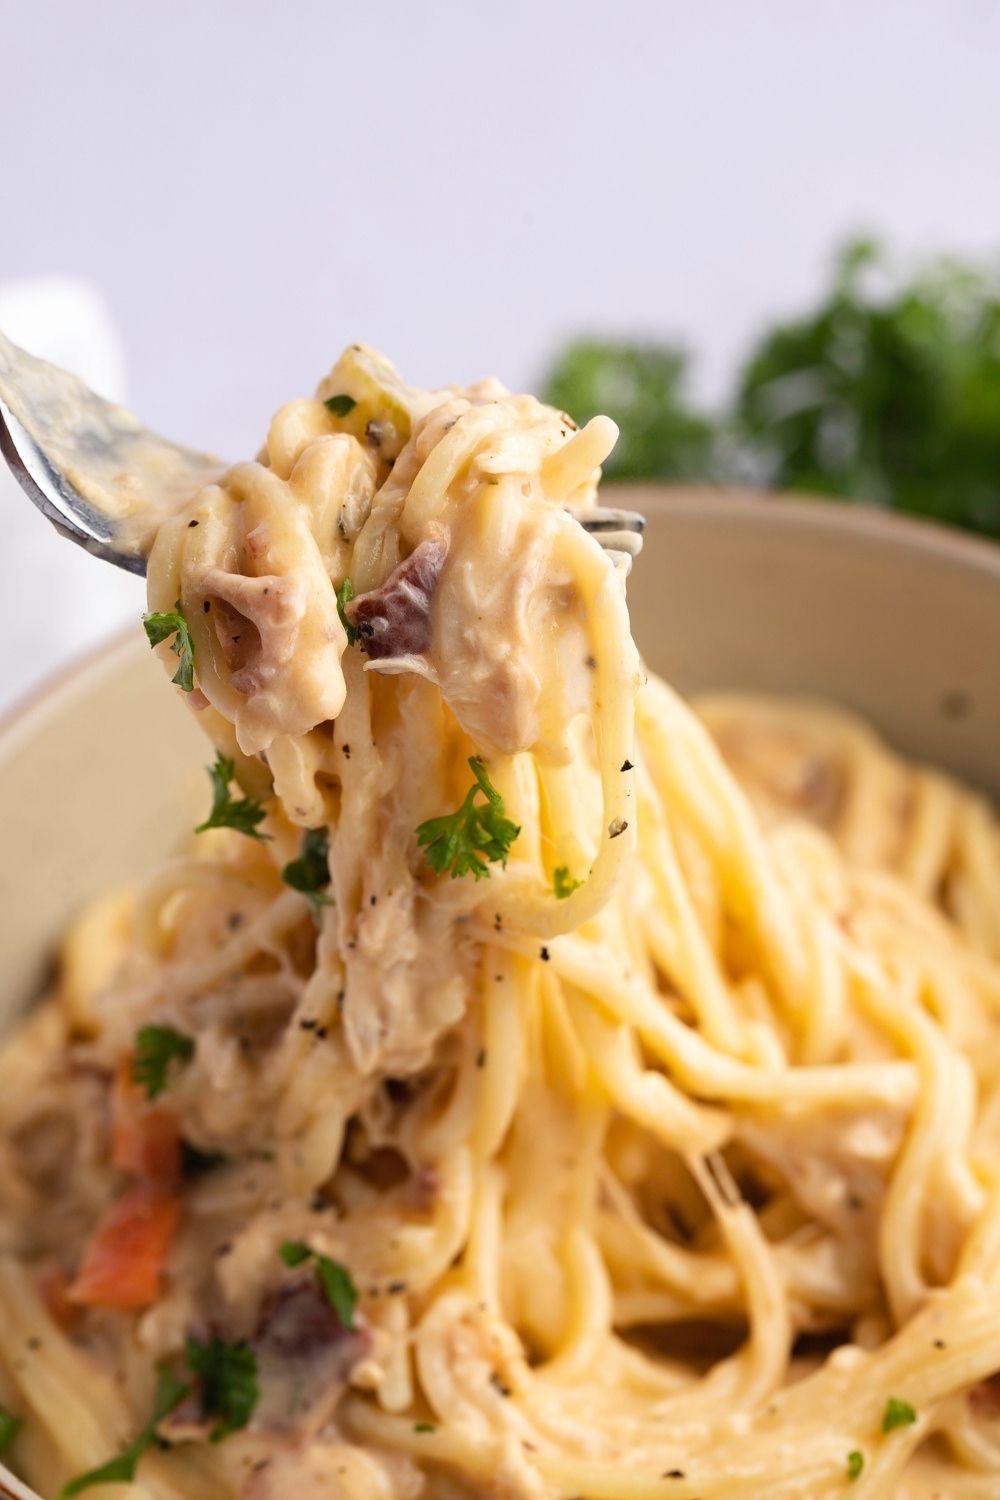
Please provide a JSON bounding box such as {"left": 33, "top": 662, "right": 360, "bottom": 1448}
{"left": 414, "top": 1421, "right": 436, "bottom": 1433}
{"left": 553, "top": 865, "right": 582, "bottom": 899}
{"left": 882, "top": 1396, "right": 917, "bottom": 1432}
{"left": 325, "top": 393, "right": 357, "bottom": 417}
{"left": 142, "top": 603, "right": 195, "bottom": 692}
{"left": 337, "top": 578, "right": 357, "bottom": 646}
{"left": 416, "top": 758, "right": 520, "bottom": 881}
{"left": 195, "top": 753, "right": 270, "bottom": 841}
{"left": 279, "top": 1241, "right": 358, "bottom": 1330}
{"left": 0, "top": 1404, "right": 21, "bottom": 1456}
{"left": 184, "top": 1336, "right": 259, "bottom": 1443}
{"left": 57, "top": 1367, "right": 190, "bottom": 1498}
{"left": 278, "top": 1241, "right": 312, "bottom": 1268}
{"left": 281, "top": 828, "right": 333, "bottom": 919}
{"left": 132, "top": 1025, "right": 195, "bottom": 1100}
{"left": 846, "top": 1449, "right": 864, "bottom": 1482}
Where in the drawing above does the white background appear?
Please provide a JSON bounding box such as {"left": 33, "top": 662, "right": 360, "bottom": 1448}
{"left": 3, "top": 0, "right": 1000, "bottom": 705}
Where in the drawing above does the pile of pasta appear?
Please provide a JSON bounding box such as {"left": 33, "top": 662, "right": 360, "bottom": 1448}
{"left": 1, "top": 347, "right": 1000, "bottom": 1500}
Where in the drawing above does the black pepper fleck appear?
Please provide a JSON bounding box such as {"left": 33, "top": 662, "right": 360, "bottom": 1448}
{"left": 475, "top": 1048, "right": 487, "bottom": 1068}
{"left": 620, "top": 758, "right": 634, "bottom": 772}
{"left": 539, "top": 946, "right": 551, "bottom": 962}
{"left": 608, "top": 818, "right": 628, "bottom": 839}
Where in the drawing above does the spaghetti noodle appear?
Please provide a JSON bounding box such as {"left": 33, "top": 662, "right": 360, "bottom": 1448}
{"left": 1, "top": 347, "right": 1000, "bottom": 1499}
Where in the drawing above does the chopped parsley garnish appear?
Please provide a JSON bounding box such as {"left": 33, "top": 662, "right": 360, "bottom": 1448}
{"left": 553, "top": 865, "right": 582, "bottom": 899}
{"left": 184, "top": 1336, "right": 259, "bottom": 1442}
{"left": 0, "top": 1405, "right": 21, "bottom": 1456}
{"left": 416, "top": 758, "right": 520, "bottom": 881}
{"left": 57, "top": 1367, "right": 190, "bottom": 1498}
{"left": 324, "top": 393, "right": 357, "bottom": 417}
{"left": 279, "top": 1241, "right": 358, "bottom": 1330}
{"left": 414, "top": 1421, "right": 436, "bottom": 1433}
{"left": 882, "top": 1396, "right": 917, "bottom": 1433}
{"left": 337, "top": 578, "right": 357, "bottom": 646}
{"left": 142, "top": 603, "right": 195, "bottom": 692}
{"left": 846, "top": 1449, "right": 864, "bottom": 1481}
{"left": 195, "top": 753, "right": 270, "bottom": 841}
{"left": 281, "top": 828, "right": 333, "bottom": 918}
{"left": 132, "top": 1025, "right": 195, "bottom": 1100}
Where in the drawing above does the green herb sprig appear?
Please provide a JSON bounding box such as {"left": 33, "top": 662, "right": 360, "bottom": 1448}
{"left": 281, "top": 828, "right": 333, "bottom": 919}
{"left": 142, "top": 604, "right": 195, "bottom": 692}
{"left": 882, "top": 1396, "right": 917, "bottom": 1433}
{"left": 184, "top": 1336, "right": 259, "bottom": 1443}
{"left": 337, "top": 578, "right": 357, "bottom": 646}
{"left": 325, "top": 393, "right": 357, "bottom": 417}
{"left": 553, "top": 866, "right": 582, "bottom": 899}
{"left": 416, "top": 758, "right": 520, "bottom": 881}
{"left": 0, "top": 1405, "right": 22, "bottom": 1457}
{"left": 279, "top": 1241, "right": 358, "bottom": 1330}
{"left": 195, "top": 753, "right": 270, "bottom": 841}
{"left": 846, "top": 1449, "right": 864, "bottom": 1481}
{"left": 132, "top": 1024, "right": 195, "bottom": 1100}
{"left": 57, "top": 1367, "right": 190, "bottom": 1498}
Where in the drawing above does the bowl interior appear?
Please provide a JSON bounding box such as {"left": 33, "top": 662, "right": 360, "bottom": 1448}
{"left": 1, "top": 485, "right": 1000, "bottom": 1500}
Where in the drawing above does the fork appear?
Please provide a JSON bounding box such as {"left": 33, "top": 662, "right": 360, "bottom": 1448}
{"left": 0, "top": 330, "right": 643, "bottom": 575}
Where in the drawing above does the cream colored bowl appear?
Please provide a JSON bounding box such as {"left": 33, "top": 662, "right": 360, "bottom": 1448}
{"left": 1, "top": 485, "right": 999, "bottom": 1497}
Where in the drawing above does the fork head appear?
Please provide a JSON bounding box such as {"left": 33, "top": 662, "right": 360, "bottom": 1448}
{"left": 0, "top": 330, "right": 222, "bottom": 575}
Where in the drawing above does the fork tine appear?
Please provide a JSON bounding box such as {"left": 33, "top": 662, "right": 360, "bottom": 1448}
{"left": 578, "top": 508, "right": 645, "bottom": 535}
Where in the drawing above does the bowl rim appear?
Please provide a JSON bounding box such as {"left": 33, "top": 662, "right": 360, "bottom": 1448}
{"left": 616, "top": 481, "right": 1000, "bottom": 575}
{"left": 2, "top": 487, "right": 999, "bottom": 753}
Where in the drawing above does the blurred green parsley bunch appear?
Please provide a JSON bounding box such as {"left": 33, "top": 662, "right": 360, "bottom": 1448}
{"left": 541, "top": 239, "right": 1000, "bottom": 539}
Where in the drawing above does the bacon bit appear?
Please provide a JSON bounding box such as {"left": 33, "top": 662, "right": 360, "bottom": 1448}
{"left": 361, "top": 1147, "right": 410, "bottom": 1191}
{"left": 34, "top": 1261, "right": 80, "bottom": 1331}
{"left": 970, "top": 1374, "right": 1000, "bottom": 1420}
{"left": 111, "top": 1062, "right": 182, "bottom": 1186}
{"left": 252, "top": 1280, "right": 371, "bottom": 1430}
{"left": 412, "top": 1166, "right": 440, "bottom": 1210}
{"left": 345, "top": 538, "right": 447, "bottom": 660}
{"left": 69, "top": 1182, "right": 181, "bottom": 1310}
{"left": 212, "top": 596, "right": 262, "bottom": 676}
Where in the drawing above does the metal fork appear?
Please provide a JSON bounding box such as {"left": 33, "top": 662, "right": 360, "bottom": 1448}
{"left": 0, "top": 330, "right": 643, "bottom": 575}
